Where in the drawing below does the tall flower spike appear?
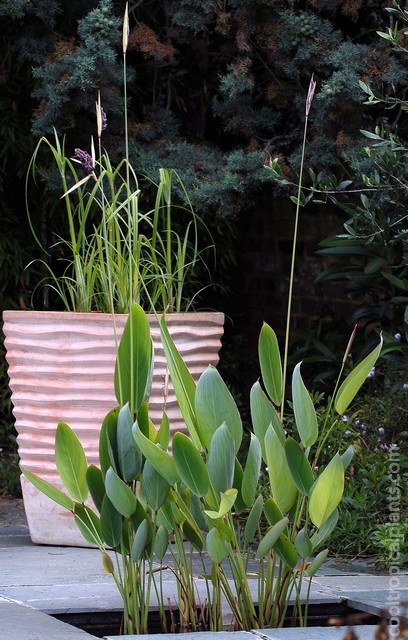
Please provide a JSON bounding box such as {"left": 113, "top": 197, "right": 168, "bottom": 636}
{"left": 305, "top": 74, "right": 316, "bottom": 117}
{"left": 96, "top": 90, "right": 102, "bottom": 139}
{"left": 123, "top": 2, "right": 129, "bottom": 54}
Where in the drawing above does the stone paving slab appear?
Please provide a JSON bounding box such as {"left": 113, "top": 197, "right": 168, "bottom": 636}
{"left": 105, "top": 626, "right": 381, "bottom": 640}
{"left": 252, "top": 626, "right": 380, "bottom": 640}
{"left": 0, "top": 597, "right": 97, "bottom": 640}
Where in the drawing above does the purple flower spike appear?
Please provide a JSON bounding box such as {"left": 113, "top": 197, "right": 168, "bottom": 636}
{"left": 101, "top": 107, "right": 107, "bottom": 132}
{"left": 306, "top": 74, "right": 316, "bottom": 116}
{"left": 75, "top": 148, "right": 95, "bottom": 174}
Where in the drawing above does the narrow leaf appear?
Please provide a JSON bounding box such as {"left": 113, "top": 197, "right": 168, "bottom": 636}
{"left": 131, "top": 519, "right": 151, "bottom": 562}
{"left": 250, "top": 381, "right": 282, "bottom": 461}
{"left": 74, "top": 503, "right": 102, "bottom": 546}
{"left": 285, "top": 437, "right": 314, "bottom": 495}
{"left": 292, "top": 364, "right": 318, "bottom": 447}
{"left": 259, "top": 323, "right": 282, "bottom": 406}
{"left": 195, "top": 366, "right": 242, "bottom": 453}
{"left": 20, "top": 467, "right": 74, "bottom": 511}
{"left": 142, "top": 460, "right": 170, "bottom": 511}
{"left": 256, "top": 517, "right": 289, "bottom": 559}
{"left": 307, "top": 549, "right": 329, "bottom": 576}
{"left": 172, "top": 432, "right": 209, "bottom": 497}
{"left": 100, "top": 495, "right": 123, "bottom": 548}
{"left": 265, "top": 425, "right": 297, "bottom": 513}
{"left": 86, "top": 465, "right": 105, "bottom": 513}
{"left": 132, "top": 423, "right": 179, "bottom": 486}
{"left": 55, "top": 422, "right": 88, "bottom": 502}
{"left": 241, "top": 433, "right": 261, "bottom": 506}
{"left": 206, "top": 527, "right": 229, "bottom": 563}
{"left": 207, "top": 423, "right": 235, "bottom": 493}
{"left": 244, "top": 494, "right": 263, "bottom": 542}
{"left": 334, "top": 336, "right": 383, "bottom": 415}
{"left": 105, "top": 467, "right": 137, "bottom": 517}
{"left": 309, "top": 455, "right": 344, "bottom": 528}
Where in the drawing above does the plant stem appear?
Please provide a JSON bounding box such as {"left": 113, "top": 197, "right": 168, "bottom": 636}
{"left": 281, "top": 112, "right": 310, "bottom": 419}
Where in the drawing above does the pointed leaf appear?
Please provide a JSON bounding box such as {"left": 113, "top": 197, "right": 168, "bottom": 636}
{"left": 250, "top": 381, "right": 282, "bottom": 461}
{"left": 311, "top": 509, "right": 339, "bottom": 551}
{"left": 74, "top": 504, "right": 102, "bottom": 546}
{"left": 241, "top": 433, "right": 261, "bottom": 506}
{"left": 273, "top": 535, "right": 298, "bottom": 569}
{"left": 142, "top": 460, "right": 170, "bottom": 511}
{"left": 100, "top": 495, "right": 123, "bottom": 548}
{"left": 55, "top": 422, "right": 88, "bottom": 502}
{"left": 295, "top": 527, "right": 313, "bottom": 558}
{"left": 341, "top": 445, "right": 355, "bottom": 470}
{"left": 256, "top": 517, "right": 288, "bottom": 559}
{"left": 285, "top": 437, "right": 314, "bottom": 495}
{"left": 159, "top": 314, "right": 201, "bottom": 448}
{"left": 131, "top": 518, "right": 151, "bottom": 562}
{"left": 154, "top": 524, "right": 169, "bottom": 560}
{"left": 172, "top": 432, "right": 209, "bottom": 497}
{"left": 259, "top": 323, "right": 282, "bottom": 406}
{"left": 86, "top": 465, "right": 105, "bottom": 513}
{"left": 204, "top": 488, "right": 237, "bottom": 519}
{"left": 115, "top": 303, "right": 153, "bottom": 413}
{"left": 105, "top": 467, "right": 137, "bottom": 517}
{"left": 156, "top": 412, "right": 170, "bottom": 451}
{"left": 307, "top": 549, "right": 329, "bottom": 576}
{"left": 195, "top": 366, "right": 242, "bottom": 453}
{"left": 99, "top": 408, "right": 119, "bottom": 478}
{"left": 264, "top": 497, "right": 284, "bottom": 526}
{"left": 207, "top": 423, "right": 235, "bottom": 493}
{"left": 206, "top": 527, "right": 229, "bottom": 563}
{"left": 265, "top": 425, "right": 297, "bottom": 513}
{"left": 132, "top": 423, "right": 179, "bottom": 486}
{"left": 244, "top": 494, "right": 263, "bottom": 542}
{"left": 334, "top": 336, "right": 383, "bottom": 415}
{"left": 20, "top": 467, "right": 74, "bottom": 511}
{"left": 117, "top": 404, "right": 142, "bottom": 482}
{"left": 309, "top": 455, "right": 344, "bottom": 528}
{"left": 232, "top": 458, "right": 247, "bottom": 515}
{"left": 292, "top": 364, "right": 318, "bottom": 447}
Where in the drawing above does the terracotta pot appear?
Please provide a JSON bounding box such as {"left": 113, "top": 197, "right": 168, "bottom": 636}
{"left": 3, "top": 310, "right": 224, "bottom": 545}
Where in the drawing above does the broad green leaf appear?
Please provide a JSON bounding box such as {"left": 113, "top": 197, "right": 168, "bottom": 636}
{"left": 241, "top": 434, "right": 261, "bottom": 507}
{"left": 55, "top": 422, "right": 88, "bottom": 502}
{"left": 105, "top": 467, "right": 137, "bottom": 517}
{"left": 74, "top": 503, "right": 102, "bottom": 546}
{"left": 265, "top": 425, "right": 297, "bottom": 513}
{"left": 131, "top": 518, "right": 151, "bottom": 562}
{"left": 172, "top": 432, "right": 209, "bottom": 497}
{"left": 204, "top": 488, "right": 237, "bottom": 519}
{"left": 190, "top": 492, "right": 209, "bottom": 531}
{"left": 285, "top": 437, "right": 314, "bottom": 495}
{"left": 264, "top": 497, "right": 284, "bottom": 526}
{"left": 99, "top": 408, "right": 119, "bottom": 478}
{"left": 334, "top": 336, "right": 383, "bottom": 415}
{"left": 292, "top": 364, "right": 318, "bottom": 447}
{"left": 341, "top": 445, "right": 355, "bottom": 470}
{"left": 206, "top": 527, "right": 229, "bottom": 563}
{"left": 259, "top": 323, "right": 282, "bottom": 406}
{"left": 244, "top": 494, "right": 263, "bottom": 542}
{"left": 132, "top": 424, "right": 179, "bottom": 486}
{"left": 207, "top": 423, "right": 235, "bottom": 493}
{"left": 86, "top": 465, "right": 105, "bottom": 513}
{"left": 100, "top": 495, "right": 123, "bottom": 548}
{"left": 159, "top": 314, "right": 201, "bottom": 448}
{"left": 256, "top": 517, "right": 288, "bottom": 559}
{"left": 311, "top": 509, "right": 339, "bottom": 551}
{"left": 295, "top": 527, "right": 313, "bottom": 558}
{"left": 114, "top": 303, "right": 153, "bottom": 413}
{"left": 183, "top": 520, "right": 204, "bottom": 552}
{"left": 20, "top": 467, "right": 74, "bottom": 511}
{"left": 307, "top": 549, "right": 329, "bottom": 576}
{"left": 309, "top": 455, "right": 344, "bottom": 528}
{"left": 232, "top": 459, "right": 247, "bottom": 515}
{"left": 273, "top": 535, "right": 298, "bottom": 569}
{"left": 142, "top": 460, "right": 170, "bottom": 511}
{"left": 117, "top": 404, "right": 142, "bottom": 482}
{"left": 156, "top": 412, "right": 170, "bottom": 451}
{"left": 195, "top": 366, "right": 242, "bottom": 453}
{"left": 154, "top": 524, "right": 169, "bottom": 560}
{"left": 250, "top": 381, "right": 283, "bottom": 461}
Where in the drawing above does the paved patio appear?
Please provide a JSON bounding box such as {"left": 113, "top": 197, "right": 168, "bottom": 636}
{"left": 1, "top": 498, "right": 407, "bottom": 639}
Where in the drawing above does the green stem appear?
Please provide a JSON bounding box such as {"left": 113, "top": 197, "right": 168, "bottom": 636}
{"left": 281, "top": 113, "right": 309, "bottom": 419}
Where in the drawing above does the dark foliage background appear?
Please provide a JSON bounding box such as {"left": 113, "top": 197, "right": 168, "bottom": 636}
{"left": 0, "top": 0, "right": 407, "bottom": 501}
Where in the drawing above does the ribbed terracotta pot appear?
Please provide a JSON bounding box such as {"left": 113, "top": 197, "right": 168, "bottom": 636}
{"left": 3, "top": 310, "right": 224, "bottom": 546}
